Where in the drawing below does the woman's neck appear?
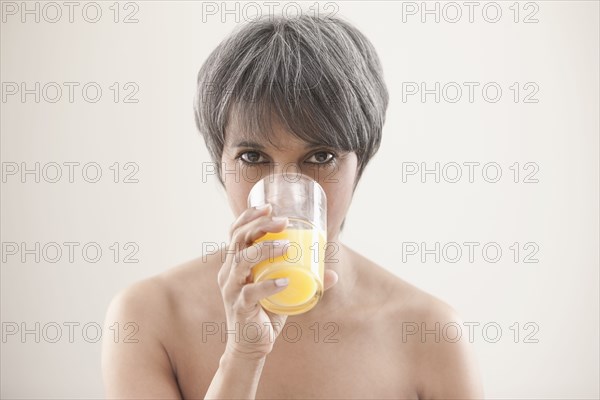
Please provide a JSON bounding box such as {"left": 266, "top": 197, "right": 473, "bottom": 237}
{"left": 293, "top": 240, "right": 360, "bottom": 322}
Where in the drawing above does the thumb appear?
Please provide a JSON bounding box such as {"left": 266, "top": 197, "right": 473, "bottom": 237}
{"left": 323, "top": 269, "right": 339, "bottom": 291}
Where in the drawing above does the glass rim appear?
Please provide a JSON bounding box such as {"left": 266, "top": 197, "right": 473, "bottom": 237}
{"left": 247, "top": 172, "right": 327, "bottom": 206}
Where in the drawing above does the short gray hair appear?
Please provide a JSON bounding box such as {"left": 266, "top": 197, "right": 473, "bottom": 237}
{"left": 194, "top": 14, "right": 388, "bottom": 186}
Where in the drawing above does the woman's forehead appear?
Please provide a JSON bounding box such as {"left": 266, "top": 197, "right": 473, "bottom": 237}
{"left": 224, "top": 129, "right": 315, "bottom": 151}
{"left": 224, "top": 116, "right": 313, "bottom": 150}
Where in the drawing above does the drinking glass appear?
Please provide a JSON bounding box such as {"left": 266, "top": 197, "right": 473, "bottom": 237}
{"left": 247, "top": 173, "right": 327, "bottom": 315}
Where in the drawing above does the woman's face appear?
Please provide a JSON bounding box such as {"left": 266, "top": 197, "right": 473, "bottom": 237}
{"left": 221, "top": 117, "right": 358, "bottom": 242}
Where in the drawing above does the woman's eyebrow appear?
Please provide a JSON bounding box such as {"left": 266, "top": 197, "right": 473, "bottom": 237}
{"left": 233, "top": 140, "right": 264, "bottom": 149}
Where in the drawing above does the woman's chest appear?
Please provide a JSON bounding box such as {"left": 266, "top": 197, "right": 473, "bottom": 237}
{"left": 171, "top": 317, "right": 418, "bottom": 399}
{"left": 256, "top": 334, "right": 418, "bottom": 399}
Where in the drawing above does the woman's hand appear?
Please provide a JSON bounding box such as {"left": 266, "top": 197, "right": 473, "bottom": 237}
{"left": 217, "top": 203, "right": 293, "bottom": 360}
{"left": 218, "top": 203, "right": 339, "bottom": 360}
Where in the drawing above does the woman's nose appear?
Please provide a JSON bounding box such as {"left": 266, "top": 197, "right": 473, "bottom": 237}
{"left": 270, "top": 161, "right": 301, "bottom": 176}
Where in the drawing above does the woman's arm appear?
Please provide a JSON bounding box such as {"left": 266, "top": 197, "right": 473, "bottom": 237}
{"left": 412, "top": 298, "right": 485, "bottom": 399}
{"left": 101, "top": 278, "right": 270, "bottom": 400}
{"left": 204, "top": 351, "right": 266, "bottom": 399}
{"left": 101, "top": 280, "right": 183, "bottom": 399}
{"left": 102, "top": 205, "right": 291, "bottom": 399}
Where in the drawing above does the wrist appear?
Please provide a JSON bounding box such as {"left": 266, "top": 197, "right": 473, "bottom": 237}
{"left": 221, "top": 348, "right": 268, "bottom": 366}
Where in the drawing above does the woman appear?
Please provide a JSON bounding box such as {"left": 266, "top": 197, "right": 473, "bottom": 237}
{"left": 102, "top": 13, "right": 483, "bottom": 399}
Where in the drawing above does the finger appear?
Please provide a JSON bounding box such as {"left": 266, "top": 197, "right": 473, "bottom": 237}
{"left": 323, "top": 270, "right": 339, "bottom": 291}
{"left": 223, "top": 215, "right": 288, "bottom": 283}
{"left": 228, "top": 203, "right": 272, "bottom": 241}
{"left": 236, "top": 277, "right": 290, "bottom": 315}
{"left": 222, "top": 207, "right": 283, "bottom": 279}
{"left": 229, "top": 239, "right": 290, "bottom": 287}
{"left": 229, "top": 214, "right": 289, "bottom": 251}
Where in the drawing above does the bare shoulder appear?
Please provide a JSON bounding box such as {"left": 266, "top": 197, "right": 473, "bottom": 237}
{"left": 101, "top": 268, "right": 183, "bottom": 398}
{"left": 106, "top": 273, "right": 172, "bottom": 315}
{"left": 106, "top": 249, "right": 225, "bottom": 325}
{"left": 102, "top": 254, "right": 216, "bottom": 356}
{"left": 393, "top": 282, "right": 484, "bottom": 398}
{"left": 345, "top": 246, "right": 483, "bottom": 398}
{"left": 343, "top": 244, "right": 454, "bottom": 319}
{"left": 101, "top": 251, "right": 225, "bottom": 398}
{"left": 385, "top": 272, "right": 460, "bottom": 324}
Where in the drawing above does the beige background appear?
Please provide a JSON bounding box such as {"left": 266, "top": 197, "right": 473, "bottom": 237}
{"left": 1, "top": 1, "right": 598, "bottom": 398}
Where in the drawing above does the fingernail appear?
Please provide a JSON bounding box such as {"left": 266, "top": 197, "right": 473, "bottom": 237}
{"left": 274, "top": 277, "right": 289, "bottom": 287}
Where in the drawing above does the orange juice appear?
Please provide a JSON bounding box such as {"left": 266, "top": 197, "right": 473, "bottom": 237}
{"left": 252, "top": 219, "right": 326, "bottom": 315}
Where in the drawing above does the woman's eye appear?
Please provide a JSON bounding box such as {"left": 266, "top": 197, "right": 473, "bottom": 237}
{"left": 307, "top": 151, "right": 335, "bottom": 164}
{"left": 239, "top": 151, "right": 265, "bottom": 164}
{"left": 238, "top": 150, "right": 335, "bottom": 165}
